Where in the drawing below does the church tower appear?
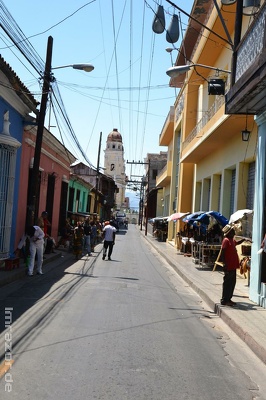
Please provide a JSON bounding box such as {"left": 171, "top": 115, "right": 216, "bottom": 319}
{"left": 104, "top": 128, "right": 126, "bottom": 210}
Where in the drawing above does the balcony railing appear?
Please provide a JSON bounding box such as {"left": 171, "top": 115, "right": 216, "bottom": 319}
{"left": 157, "top": 162, "right": 168, "bottom": 177}
{"left": 156, "top": 161, "right": 172, "bottom": 187}
{"left": 226, "top": 1, "right": 266, "bottom": 115}
{"left": 182, "top": 95, "right": 225, "bottom": 150}
{"left": 235, "top": 2, "right": 266, "bottom": 83}
{"left": 175, "top": 93, "right": 184, "bottom": 123}
{"left": 159, "top": 106, "right": 175, "bottom": 137}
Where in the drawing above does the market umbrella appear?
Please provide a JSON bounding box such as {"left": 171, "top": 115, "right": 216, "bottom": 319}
{"left": 194, "top": 211, "right": 228, "bottom": 228}
{"left": 182, "top": 211, "right": 207, "bottom": 236}
{"left": 167, "top": 212, "right": 190, "bottom": 221}
{"left": 182, "top": 211, "right": 206, "bottom": 223}
{"left": 229, "top": 209, "right": 253, "bottom": 224}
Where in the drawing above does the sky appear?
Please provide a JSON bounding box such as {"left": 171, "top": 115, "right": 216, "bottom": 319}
{"left": 0, "top": 0, "right": 191, "bottom": 203}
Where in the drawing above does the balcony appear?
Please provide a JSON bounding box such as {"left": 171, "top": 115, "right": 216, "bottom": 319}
{"left": 159, "top": 106, "right": 175, "bottom": 146}
{"left": 181, "top": 93, "right": 248, "bottom": 164}
{"left": 156, "top": 161, "right": 172, "bottom": 187}
{"left": 226, "top": 2, "right": 266, "bottom": 115}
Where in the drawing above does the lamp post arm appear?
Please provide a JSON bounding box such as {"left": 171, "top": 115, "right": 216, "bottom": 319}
{"left": 193, "top": 63, "right": 231, "bottom": 74}
{"left": 27, "top": 35, "right": 53, "bottom": 226}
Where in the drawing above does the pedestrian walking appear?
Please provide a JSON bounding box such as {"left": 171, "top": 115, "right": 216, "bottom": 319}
{"left": 16, "top": 225, "right": 45, "bottom": 276}
{"left": 84, "top": 218, "right": 92, "bottom": 256}
{"left": 102, "top": 221, "right": 116, "bottom": 260}
{"left": 220, "top": 224, "right": 250, "bottom": 307}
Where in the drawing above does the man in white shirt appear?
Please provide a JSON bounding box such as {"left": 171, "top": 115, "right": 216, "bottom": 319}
{"left": 17, "top": 225, "right": 45, "bottom": 276}
{"left": 102, "top": 221, "right": 116, "bottom": 260}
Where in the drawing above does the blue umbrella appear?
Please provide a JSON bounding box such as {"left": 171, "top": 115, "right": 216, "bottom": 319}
{"left": 182, "top": 211, "right": 207, "bottom": 234}
{"left": 182, "top": 211, "right": 206, "bottom": 223}
{"left": 194, "top": 211, "right": 228, "bottom": 227}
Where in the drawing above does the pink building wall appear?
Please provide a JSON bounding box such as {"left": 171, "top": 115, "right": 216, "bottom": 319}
{"left": 15, "top": 125, "right": 76, "bottom": 245}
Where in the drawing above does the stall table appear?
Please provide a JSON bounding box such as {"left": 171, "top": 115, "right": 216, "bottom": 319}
{"left": 198, "top": 243, "right": 221, "bottom": 268}
{"left": 191, "top": 240, "right": 200, "bottom": 264}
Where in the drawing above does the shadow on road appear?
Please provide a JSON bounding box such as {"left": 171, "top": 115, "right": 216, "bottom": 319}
{"left": 0, "top": 252, "right": 95, "bottom": 334}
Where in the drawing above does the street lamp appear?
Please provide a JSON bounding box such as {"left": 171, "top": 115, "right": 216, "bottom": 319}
{"left": 166, "top": 63, "right": 231, "bottom": 95}
{"left": 166, "top": 63, "right": 231, "bottom": 78}
{"left": 241, "top": 129, "right": 251, "bottom": 142}
{"left": 27, "top": 35, "right": 94, "bottom": 227}
{"left": 241, "top": 114, "right": 251, "bottom": 141}
{"left": 52, "top": 63, "right": 94, "bottom": 72}
{"left": 165, "top": 47, "right": 179, "bottom": 66}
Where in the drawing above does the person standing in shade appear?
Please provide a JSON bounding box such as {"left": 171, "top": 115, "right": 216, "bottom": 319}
{"left": 37, "top": 211, "right": 54, "bottom": 253}
{"left": 16, "top": 225, "right": 45, "bottom": 276}
{"left": 84, "top": 218, "right": 92, "bottom": 256}
{"left": 90, "top": 221, "right": 97, "bottom": 252}
{"left": 220, "top": 224, "right": 250, "bottom": 307}
{"left": 102, "top": 221, "right": 116, "bottom": 260}
{"left": 37, "top": 211, "right": 51, "bottom": 236}
{"left": 73, "top": 222, "right": 84, "bottom": 260}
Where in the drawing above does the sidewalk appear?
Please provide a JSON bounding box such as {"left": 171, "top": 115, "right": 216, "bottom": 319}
{"left": 142, "top": 230, "right": 266, "bottom": 366}
{"left": 0, "top": 241, "right": 102, "bottom": 287}
{"left": 0, "top": 251, "right": 63, "bottom": 287}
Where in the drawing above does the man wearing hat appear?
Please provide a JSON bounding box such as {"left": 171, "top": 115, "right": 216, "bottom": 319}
{"left": 220, "top": 224, "right": 250, "bottom": 306}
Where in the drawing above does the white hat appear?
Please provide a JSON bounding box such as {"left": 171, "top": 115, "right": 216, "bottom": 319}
{"left": 222, "top": 224, "right": 234, "bottom": 235}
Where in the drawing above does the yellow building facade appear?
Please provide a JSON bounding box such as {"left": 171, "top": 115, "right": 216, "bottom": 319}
{"left": 158, "top": 0, "right": 258, "bottom": 244}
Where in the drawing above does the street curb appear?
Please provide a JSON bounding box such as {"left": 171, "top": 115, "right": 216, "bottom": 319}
{"left": 215, "top": 306, "right": 266, "bottom": 365}
{"left": 143, "top": 234, "right": 266, "bottom": 366}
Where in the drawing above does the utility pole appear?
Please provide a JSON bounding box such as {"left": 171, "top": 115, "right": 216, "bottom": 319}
{"left": 26, "top": 36, "right": 53, "bottom": 227}
{"left": 93, "top": 131, "right": 102, "bottom": 215}
{"left": 231, "top": 0, "right": 243, "bottom": 85}
{"left": 144, "top": 159, "right": 150, "bottom": 236}
{"left": 126, "top": 160, "right": 149, "bottom": 235}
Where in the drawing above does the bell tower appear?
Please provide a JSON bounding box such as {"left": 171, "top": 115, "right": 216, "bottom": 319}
{"left": 104, "top": 128, "right": 126, "bottom": 210}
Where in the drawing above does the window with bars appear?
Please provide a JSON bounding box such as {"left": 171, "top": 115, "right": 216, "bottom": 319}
{"left": 0, "top": 144, "right": 17, "bottom": 259}
{"left": 247, "top": 162, "right": 255, "bottom": 210}
{"left": 230, "top": 169, "right": 236, "bottom": 216}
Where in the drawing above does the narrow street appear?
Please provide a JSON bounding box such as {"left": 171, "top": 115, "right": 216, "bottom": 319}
{"left": 1, "top": 226, "right": 265, "bottom": 399}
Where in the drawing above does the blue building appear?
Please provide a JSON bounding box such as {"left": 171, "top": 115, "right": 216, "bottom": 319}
{"left": 0, "top": 56, "right": 37, "bottom": 259}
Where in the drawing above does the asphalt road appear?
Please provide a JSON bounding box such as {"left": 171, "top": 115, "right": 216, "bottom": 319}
{"left": 1, "top": 226, "right": 266, "bottom": 399}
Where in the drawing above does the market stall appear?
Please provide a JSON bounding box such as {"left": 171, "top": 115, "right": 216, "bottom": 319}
{"left": 152, "top": 217, "right": 168, "bottom": 242}
{"left": 180, "top": 211, "right": 228, "bottom": 267}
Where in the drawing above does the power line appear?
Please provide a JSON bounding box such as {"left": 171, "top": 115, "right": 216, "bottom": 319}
{"left": 0, "top": 0, "right": 96, "bottom": 166}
